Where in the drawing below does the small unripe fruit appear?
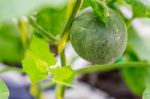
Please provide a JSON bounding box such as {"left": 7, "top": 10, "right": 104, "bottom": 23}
{"left": 70, "top": 7, "right": 127, "bottom": 64}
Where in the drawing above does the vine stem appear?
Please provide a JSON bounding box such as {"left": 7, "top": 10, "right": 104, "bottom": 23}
{"left": 0, "top": 67, "right": 24, "bottom": 74}
{"left": 58, "top": 0, "right": 82, "bottom": 54}
{"left": 36, "top": 83, "right": 42, "bottom": 99}
{"left": 76, "top": 62, "right": 150, "bottom": 74}
{"left": 60, "top": 50, "right": 66, "bottom": 67}
{"left": 90, "top": 0, "right": 109, "bottom": 23}
{"left": 55, "top": 50, "right": 66, "bottom": 99}
{"left": 126, "top": 17, "right": 134, "bottom": 29}
{"left": 18, "top": 17, "right": 28, "bottom": 49}
{"left": 28, "top": 16, "right": 57, "bottom": 42}
{"left": 56, "top": 0, "right": 82, "bottom": 99}
{"left": 60, "top": 0, "right": 82, "bottom": 38}
{"left": 56, "top": 84, "right": 65, "bottom": 99}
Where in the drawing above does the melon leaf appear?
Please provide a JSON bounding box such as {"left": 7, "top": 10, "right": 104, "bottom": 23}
{"left": 22, "top": 35, "right": 56, "bottom": 83}
{"left": 0, "top": 21, "right": 24, "bottom": 63}
{"left": 124, "top": 0, "right": 150, "bottom": 17}
{"left": 0, "top": 0, "right": 68, "bottom": 21}
{"left": 50, "top": 66, "right": 75, "bottom": 86}
{"left": 34, "top": 6, "right": 68, "bottom": 36}
{"left": 121, "top": 67, "right": 150, "bottom": 95}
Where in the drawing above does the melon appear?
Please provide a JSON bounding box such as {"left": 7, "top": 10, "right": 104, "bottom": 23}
{"left": 70, "top": 7, "right": 127, "bottom": 64}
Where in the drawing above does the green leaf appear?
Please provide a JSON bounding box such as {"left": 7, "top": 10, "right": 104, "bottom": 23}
{"left": 22, "top": 35, "right": 56, "bottom": 83}
{"left": 121, "top": 32, "right": 150, "bottom": 95}
{"left": 34, "top": 6, "right": 68, "bottom": 36}
{"left": 127, "top": 25, "right": 150, "bottom": 60}
{"left": 0, "top": 79, "right": 9, "bottom": 99}
{"left": 50, "top": 66, "right": 75, "bottom": 86}
{"left": 29, "top": 36, "right": 56, "bottom": 65}
{"left": 121, "top": 67, "right": 150, "bottom": 95}
{"left": 121, "top": 21, "right": 150, "bottom": 95}
{"left": 0, "top": 0, "right": 68, "bottom": 20}
{"left": 124, "top": 0, "right": 150, "bottom": 17}
{"left": 0, "top": 21, "right": 24, "bottom": 63}
{"left": 143, "top": 86, "right": 150, "bottom": 99}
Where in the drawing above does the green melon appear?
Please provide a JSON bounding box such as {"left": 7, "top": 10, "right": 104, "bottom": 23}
{"left": 70, "top": 7, "right": 127, "bottom": 64}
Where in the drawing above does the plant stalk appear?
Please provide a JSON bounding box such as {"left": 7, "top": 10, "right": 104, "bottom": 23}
{"left": 60, "top": 0, "right": 82, "bottom": 38}
{"left": 76, "top": 62, "right": 150, "bottom": 74}
{"left": 56, "top": 1, "right": 82, "bottom": 99}
{"left": 90, "top": 0, "right": 109, "bottom": 23}
{"left": 56, "top": 84, "right": 65, "bottom": 99}
{"left": 28, "top": 16, "right": 57, "bottom": 42}
{"left": 126, "top": 17, "right": 134, "bottom": 29}
{"left": 0, "top": 67, "right": 24, "bottom": 74}
{"left": 55, "top": 50, "right": 66, "bottom": 99}
{"left": 36, "top": 83, "right": 42, "bottom": 99}
{"left": 18, "top": 17, "right": 28, "bottom": 49}
{"left": 58, "top": 0, "right": 82, "bottom": 54}
{"left": 60, "top": 50, "right": 66, "bottom": 67}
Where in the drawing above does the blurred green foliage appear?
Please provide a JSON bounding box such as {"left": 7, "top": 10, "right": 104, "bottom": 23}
{"left": 0, "top": 21, "right": 24, "bottom": 63}
{"left": 143, "top": 86, "right": 150, "bottom": 99}
{"left": 124, "top": 0, "right": 150, "bottom": 17}
{"left": 121, "top": 24, "right": 150, "bottom": 95}
{"left": 0, "top": 79, "right": 9, "bottom": 99}
{"left": 0, "top": 0, "right": 68, "bottom": 20}
{"left": 127, "top": 25, "right": 150, "bottom": 60}
{"left": 34, "top": 6, "right": 68, "bottom": 37}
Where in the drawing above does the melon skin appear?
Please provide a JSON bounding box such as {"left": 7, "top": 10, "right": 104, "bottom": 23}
{"left": 70, "top": 7, "right": 127, "bottom": 64}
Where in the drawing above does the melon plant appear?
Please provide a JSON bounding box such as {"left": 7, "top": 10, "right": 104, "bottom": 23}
{"left": 0, "top": 0, "right": 150, "bottom": 99}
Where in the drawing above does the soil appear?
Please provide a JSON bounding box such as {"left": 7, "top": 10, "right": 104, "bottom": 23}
{"left": 79, "top": 69, "right": 142, "bottom": 99}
